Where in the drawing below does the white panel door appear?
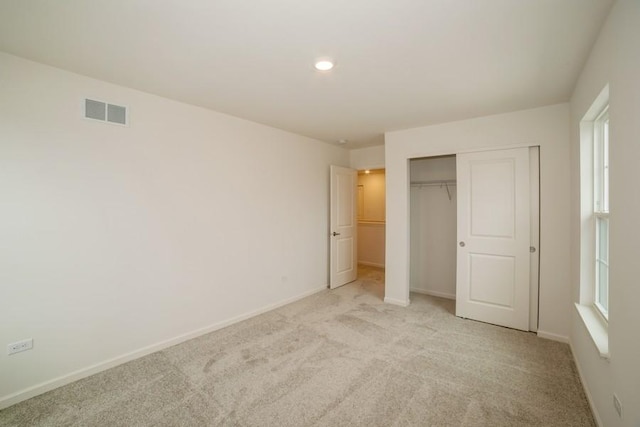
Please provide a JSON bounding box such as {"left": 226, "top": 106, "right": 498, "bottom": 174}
{"left": 456, "top": 148, "right": 530, "bottom": 331}
{"left": 330, "top": 165, "right": 357, "bottom": 289}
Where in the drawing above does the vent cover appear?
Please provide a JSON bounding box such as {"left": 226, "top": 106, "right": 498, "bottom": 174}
{"left": 84, "top": 98, "right": 128, "bottom": 125}
{"left": 85, "top": 99, "right": 106, "bottom": 121}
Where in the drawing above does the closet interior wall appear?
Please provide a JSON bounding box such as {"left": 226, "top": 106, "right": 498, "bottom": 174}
{"left": 410, "top": 156, "right": 457, "bottom": 299}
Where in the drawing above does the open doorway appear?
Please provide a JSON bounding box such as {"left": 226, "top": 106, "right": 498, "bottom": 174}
{"left": 328, "top": 166, "right": 386, "bottom": 299}
{"left": 357, "top": 169, "right": 386, "bottom": 268}
{"left": 356, "top": 168, "right": 386, "bottom": 299}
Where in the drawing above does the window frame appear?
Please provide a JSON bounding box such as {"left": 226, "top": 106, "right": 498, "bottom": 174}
{"left": 593, "top": 106, "right": 609, "bottom": 321}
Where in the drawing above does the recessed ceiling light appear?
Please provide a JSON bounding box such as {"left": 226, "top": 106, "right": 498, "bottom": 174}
{"left": 338, "top": 139, "right": 348, "bottom": 144}
{"left": 315, "top": 59, "right": 334, "bottom": 71}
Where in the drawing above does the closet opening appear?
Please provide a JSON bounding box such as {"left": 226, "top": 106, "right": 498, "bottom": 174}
{"left": 407, "top": 148, "right": 540, "bottom": 332}
{"left": 409, "top": 156, "right": 458, "bottom": 301}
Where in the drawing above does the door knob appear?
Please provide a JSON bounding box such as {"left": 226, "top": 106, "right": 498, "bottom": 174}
{"left": 459, "top": 241, "right": 465, "bottom": 247}
{"left": 530, "top": 246, "right": 536, "bottom": 253}
{"left": 332, "top": 232, "right": 341, "bottom": 236}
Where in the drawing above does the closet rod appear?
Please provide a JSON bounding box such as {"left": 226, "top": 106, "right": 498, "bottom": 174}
{"left": 410, "top": 179, "right": 456, "bottom": 201}
{"left": 409, "top": 179, "right": 457, "bottom": 187}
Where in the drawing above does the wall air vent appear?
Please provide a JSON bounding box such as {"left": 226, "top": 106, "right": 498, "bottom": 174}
{"left": 84, "top": 98, "right": 128, "bottom": 125}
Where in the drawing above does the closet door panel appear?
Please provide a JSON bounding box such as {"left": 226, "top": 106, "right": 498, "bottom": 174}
{"left": 456, "top": 148, "right": 530, "bottom": 331}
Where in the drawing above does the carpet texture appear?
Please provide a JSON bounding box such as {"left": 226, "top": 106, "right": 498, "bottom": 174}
{"left": 0, "top": 266, "right": 594, "bottom": 426}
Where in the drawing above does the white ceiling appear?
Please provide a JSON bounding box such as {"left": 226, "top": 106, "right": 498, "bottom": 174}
{"left": 0, "top": 0, "right": 612, "bottom": 148}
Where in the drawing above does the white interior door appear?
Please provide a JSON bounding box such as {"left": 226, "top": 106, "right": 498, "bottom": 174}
{"left": 330, "top": 165, "right": 357, "bottom": 289}
{"left": 456, "top": 148, "right": 530, "bottom": 331}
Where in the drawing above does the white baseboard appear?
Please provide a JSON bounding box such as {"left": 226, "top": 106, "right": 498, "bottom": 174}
{"left": 536, "top": 329, "right": 569, "bottom": 343}
{"left": 0, "top": 284, "right": 327, "bottom": 410}
{"left": 384, "top": 296, "right": 410, "bottom": 307}
{"left": 569, "top": 340, "right": 603, "bottom": 427}
{"left": 410, "top": 288, "right": 456, "bottom": 300}
{"left": 358, "top": 261, "right": 385, "bottom": 268}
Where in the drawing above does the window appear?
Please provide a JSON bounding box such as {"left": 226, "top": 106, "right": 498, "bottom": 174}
{"left": 593, "top": 107, "right": 609, "bottom": 319}
{"left": 576, "top": 85, "right": 609, "bottom": 358}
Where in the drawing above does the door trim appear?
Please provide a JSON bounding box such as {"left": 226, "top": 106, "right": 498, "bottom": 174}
{"left": 529, "top": 147, "right": 540, "bottom": 331}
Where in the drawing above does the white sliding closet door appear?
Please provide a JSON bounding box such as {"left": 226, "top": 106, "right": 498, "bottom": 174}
{"left": 456, "top": 148, "right": 530, "bottom": 331}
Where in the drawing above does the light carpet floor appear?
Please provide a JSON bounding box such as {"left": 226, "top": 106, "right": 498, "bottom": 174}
{"left": 0, "top": 266, "right": 594, "bottom": 426}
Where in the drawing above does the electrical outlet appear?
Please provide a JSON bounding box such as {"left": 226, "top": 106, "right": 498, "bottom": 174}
{"left": 7, "top": 338, "right": 33, "bottom": 355}
{"left": 613, "top": 394, "right": 622, "bottom": 418}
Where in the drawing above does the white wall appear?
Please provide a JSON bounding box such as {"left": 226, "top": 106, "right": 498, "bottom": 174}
{"left": 0, "top": 52, "right": 349, "bottom": 407}
{"left": 410, "top": 156, "right": 457, "bottom": 299}
{"left": 357, "top": 172, "right": 386, "bottom": 222}
{"left": 410, "top": 157, "right": 457, "bottom": 183}
{"left": 350, "top": 145, "right": 385, "bottom": 170}
{"left": 385, "top": 103, "right": 571, "bottom": 341}
{"left": 569, "top": 2, "right": 640, "bottom": 426}
{"left": 357, "top": 223, "right": 385, "bottom": 268}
